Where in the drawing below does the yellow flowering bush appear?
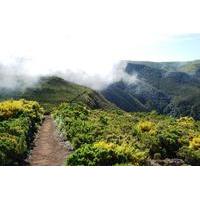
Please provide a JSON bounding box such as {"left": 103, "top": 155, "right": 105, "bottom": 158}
{"left": 94, "top": 141, "right": 115, "bottom": 150}
{"left": 0, "top": 99, "right": 44, "bottom": 165}
{"left": 0, "top": 99, "right": 44, "bottom": 120}
{"left": 67, "top": 141, "right": 147, "bottom": 166}
{"left": 137, "top": 121, "right": 155, "bottom": 133}
{"left": 189, "top": 136, "right": 200, "bottom": 150}
{"left": 177, "top": 117, "right": 195, "bottom": 129}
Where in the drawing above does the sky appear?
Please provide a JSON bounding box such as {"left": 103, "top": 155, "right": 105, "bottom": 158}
{"left": 0, "top": 0, "right": 200, "bottom": 76}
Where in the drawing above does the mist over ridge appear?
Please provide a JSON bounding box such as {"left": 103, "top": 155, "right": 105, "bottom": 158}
{"left": 0, "top": 59, "right": 138, "bottom": 91}
{"left": 1, "top": 58, "right": 200, "bottom": 92}
{"left": 0, "top": 61, "right": 39, "bottom": 90}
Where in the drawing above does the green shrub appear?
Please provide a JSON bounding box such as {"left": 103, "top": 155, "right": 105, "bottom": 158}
{"left": 178, "top": 147, "right": 200, "bottom": 165}
{"left": 66, "top": 141, "right": 147, "bottom": 166}
{"left": 137, "top": 121, "right": 155, "bottom": 133}
{"left": 0, "top": 99, "right": 44, "bottom": 165}
{"left": 158, "top": 131, "right": 181, "bottom": 158}
{"left": 53, "top": 103, "right": 200, "bottom": 166}
{"left": 0, "top": 135, "right": 18, "bottom": 165}
{"left": 189, "top": 136, "right": 200, "bottom": 150}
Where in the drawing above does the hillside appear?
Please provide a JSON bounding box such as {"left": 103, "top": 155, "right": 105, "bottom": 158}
{"left": 102, "top": 61, "right": 200, "bottom": 119}
{"left": 177, "top": 60, "right": 200, "bottom": 74}
{"left": 0, "top": 76, "right": 115, "bottom": 112}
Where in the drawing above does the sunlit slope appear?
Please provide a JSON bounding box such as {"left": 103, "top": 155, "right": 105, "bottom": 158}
{"left": 0, "top": 76, "right": 115, "bottom": 111}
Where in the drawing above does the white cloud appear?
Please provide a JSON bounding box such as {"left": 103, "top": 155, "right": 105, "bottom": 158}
{"left": 0, "top": 0, "right": 200, "bottom": 76}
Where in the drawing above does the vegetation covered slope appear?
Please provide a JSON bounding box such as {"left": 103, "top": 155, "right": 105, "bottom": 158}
{"left": 176, "top": 60, "right": 200, "bottom": 74}
{"left": 102, "top": 61, "right": 200, "bottom": 120}
{"left": 53, "top": 103, "right": 200, "bottom": 166}
{"left": 0, "top": 76, "right": 115, "bottom": 112}
{"left": 0, "top": 100, "right": 44, "bottom": 165}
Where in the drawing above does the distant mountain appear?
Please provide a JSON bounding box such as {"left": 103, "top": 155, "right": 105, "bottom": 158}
{"left": 126, "top": 60, "right": 200, "bottom": 73}
{"left": 102, "top": 60, "right": 200, "bottom": 120}
{"left": 0, "top": 76, "right": 115, "bottom": 112}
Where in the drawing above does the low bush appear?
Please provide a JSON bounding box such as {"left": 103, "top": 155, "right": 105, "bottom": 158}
{"left": 0, "top": 100, "right": 44, "bottom": 165}
{"left": 137, "top": 121, "right": 155, "bottom": 133}
{"left": 53, "top": 103, "right": 200, "bottom": 166}
{"left": 66, "top": 141, "right": 147, "bottom": 166}
{"left": 178, "top": 147, "right": 200, "bottom": 165}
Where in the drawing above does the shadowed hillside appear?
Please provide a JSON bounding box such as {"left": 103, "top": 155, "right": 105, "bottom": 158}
{"left": 102, "top": 61, "right": 200, "bottom": 120}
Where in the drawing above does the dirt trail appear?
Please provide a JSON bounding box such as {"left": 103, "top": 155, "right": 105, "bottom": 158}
{"left": 28, "top": 116, "right": 69, "bottom": 166}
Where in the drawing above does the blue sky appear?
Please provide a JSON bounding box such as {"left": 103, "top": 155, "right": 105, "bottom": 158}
{"left": 152, "top": 34, "right": 200, "bottom": 61}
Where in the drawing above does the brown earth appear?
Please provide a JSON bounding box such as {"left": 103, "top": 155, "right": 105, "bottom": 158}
{"left": 27, "top": 116, "right": 70, "bottom": 166}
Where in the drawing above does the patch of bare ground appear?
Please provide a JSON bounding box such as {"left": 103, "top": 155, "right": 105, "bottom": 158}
{"left": 27, "top": 116, "right": 70, "bottom": 166}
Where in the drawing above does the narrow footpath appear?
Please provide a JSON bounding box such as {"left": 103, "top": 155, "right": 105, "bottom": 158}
{"left": 28, "top": 116, "right": 69, "bottom": 166}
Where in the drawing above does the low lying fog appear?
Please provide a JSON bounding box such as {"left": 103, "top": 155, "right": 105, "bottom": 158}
{"left": 0, "top": 59, "right": 138, "bottom": 91}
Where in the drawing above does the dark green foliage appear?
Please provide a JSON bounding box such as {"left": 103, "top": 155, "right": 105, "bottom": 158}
{"left": 178, "top": 147, "right": 200, "bottom": 166}
{"left": 157, "top": 132, "right": 181, "bottom": 158}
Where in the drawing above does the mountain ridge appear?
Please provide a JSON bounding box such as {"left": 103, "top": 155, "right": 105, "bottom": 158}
{"left": 102, "top": 60, "right": 200, "bottom": 119}
{"left": 0, "top": 76, "right": 116, "bottom": 112}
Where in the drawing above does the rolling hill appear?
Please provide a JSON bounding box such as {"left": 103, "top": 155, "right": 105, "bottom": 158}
{"left": 0, "top": 76, "right": 115, "bottom": 112}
